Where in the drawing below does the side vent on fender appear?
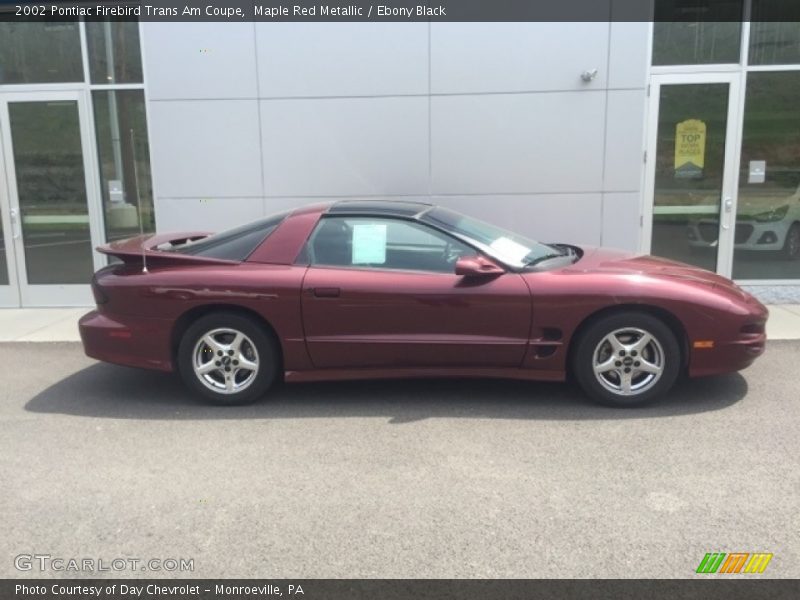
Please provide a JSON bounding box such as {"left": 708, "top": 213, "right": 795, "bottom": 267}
{"left": 530, "top": 328, "right": 563, "bottom": 359}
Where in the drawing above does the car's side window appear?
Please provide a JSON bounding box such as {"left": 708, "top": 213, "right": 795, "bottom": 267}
{"left": 307, "top": 216, "right": 472, "bottom": 273}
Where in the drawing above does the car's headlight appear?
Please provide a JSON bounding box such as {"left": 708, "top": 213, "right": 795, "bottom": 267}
{"left": 753, "top": 204, "right": 789, "bottom": 222}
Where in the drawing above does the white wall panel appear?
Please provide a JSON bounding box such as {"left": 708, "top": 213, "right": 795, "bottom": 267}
{"left": 603, "top": 89, "right": 646, "bottom": 192}
{"left": 256, "top": 23, "right": 428, "bottom": 97}
{"left": 260, "top": 97, "right": 429, "bottom": 197}
{"left": 156, "top": 197, "right": 265, "bottom": 232}
{"left": 608, "top": 20, "right": 651, "bottom": 89}
{"left": 142, "top": 21, "right": 654, "bottom": 257}
{"left": 433, "top": 194, "right": 603, "bottom": 246}
{"left": 142, "top": 22, "right": 257, "bottom": 99}
{"left": 149, "top": 100, "right": 263, "bottom": 198}
{"left": 602, "top": 192, "right": 642, "bottom": 251}
{"left": 431, "top": 22, "right": 609, "bottom": 94}
{"left": 431, "top": 92, "right": 606, "bottom": 194}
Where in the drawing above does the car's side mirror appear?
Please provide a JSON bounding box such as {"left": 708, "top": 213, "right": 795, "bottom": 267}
{"left": 455, "top": 255, "right": 505, "bottom": 277}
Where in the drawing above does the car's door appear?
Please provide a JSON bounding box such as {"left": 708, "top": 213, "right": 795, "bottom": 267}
{"left": 299, "top": 215, "right": 532, "bottom": 369}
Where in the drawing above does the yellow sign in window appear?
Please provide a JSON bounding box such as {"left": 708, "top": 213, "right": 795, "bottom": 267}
{"left": 674, "top": 119, "right": 706, "bottom": 178}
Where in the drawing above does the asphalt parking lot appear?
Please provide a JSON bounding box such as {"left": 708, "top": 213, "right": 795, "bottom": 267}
{"left": 1, "top": 341, "right": 798, "bottom": 579}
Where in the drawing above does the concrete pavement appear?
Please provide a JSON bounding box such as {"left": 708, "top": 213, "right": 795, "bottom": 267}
{"left": 1, "top": 340, "right": 798, "bottom": 578}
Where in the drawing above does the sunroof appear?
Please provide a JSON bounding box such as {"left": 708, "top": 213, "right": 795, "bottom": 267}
{"left": 328, "top": 200, "right": 431, "bottom": 217}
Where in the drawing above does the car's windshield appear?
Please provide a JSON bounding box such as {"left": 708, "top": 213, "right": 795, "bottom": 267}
{"left": 421, "top": 207, "right": 560, "bottom": 269}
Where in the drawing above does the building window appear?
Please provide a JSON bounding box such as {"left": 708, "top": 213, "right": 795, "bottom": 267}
{"left": 9, "top": 100, "right": 94, "bottom": 284}
{"left": 733, "top": 72, "right": 800, "bottom": 279}
{"left": 87, "top": 21, "right": 154, "bottom": 243}
{"left": 92, "top": 90, "right": 154, "bottom": 242}
{"left": 652, "top": 1, "right": 743, "bottom": 65}
{"left": 85, "top": 21, "right": 143, "bottom": 84}
{"left": 749, "top": 1, "right": 800, "bottom": 65}
{"left": 0, "top": 217, "right": 8, "bottom": 285}
{"left": 0, "top": 23, "right": 83, "bottom": 84}
{"left": 650, "top": 83, "right": 731, "bottom": 273}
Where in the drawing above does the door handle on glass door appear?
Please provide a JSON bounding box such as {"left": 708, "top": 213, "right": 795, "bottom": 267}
{"left": 10, "top": 208, "right": 21, "bottom": 239}
{"left": 722, "top": 197, "right": 733, "bottom": 230}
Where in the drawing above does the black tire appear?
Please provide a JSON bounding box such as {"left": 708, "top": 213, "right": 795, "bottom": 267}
{"left": 572, "top": 311, "right": 681, "bottom": 408}
{"left": 177, "top": 312, "right": 279, "bottom": 405}
{"left": 780, "top": 223, "right": 800, "bottom": 261}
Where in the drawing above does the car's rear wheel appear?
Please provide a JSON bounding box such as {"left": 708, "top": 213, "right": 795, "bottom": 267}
{"left": 572, "top": 312, "right": 680, "bottom": 407}
{"left": 177, "top": 312, "right": 279, "bottom": 404}
{"left": 781, "top": 223, "right": 800, "bottom": 260}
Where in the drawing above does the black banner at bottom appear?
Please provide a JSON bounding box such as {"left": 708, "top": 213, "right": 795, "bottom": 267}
{"left": 3, "top": 579, "right": 800, "bottom": 600}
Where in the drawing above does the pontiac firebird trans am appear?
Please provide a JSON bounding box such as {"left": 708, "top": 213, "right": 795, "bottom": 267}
{"left": 79, "top": 201, "right": 768, "bottom": 407}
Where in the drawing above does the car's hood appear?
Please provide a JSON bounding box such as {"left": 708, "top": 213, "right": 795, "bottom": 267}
{"left": 566, "top": 246, "right": 749, "bottom": 299}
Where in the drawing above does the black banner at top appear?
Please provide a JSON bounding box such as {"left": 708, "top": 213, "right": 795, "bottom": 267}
{"left": 1, "top": 0, "right": 799, "bottom": 22}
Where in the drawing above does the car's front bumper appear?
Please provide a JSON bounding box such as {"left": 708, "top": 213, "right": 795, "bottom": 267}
{"left": 687, "top": 299, "right": 768, "bottom": 378}
{"left": 79, "top": 310, "right": 174, "bottom": 372}
{"left": 688, "top": 219, "right": 791, "bottom": 251}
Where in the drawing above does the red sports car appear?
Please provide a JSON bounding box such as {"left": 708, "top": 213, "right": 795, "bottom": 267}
{"left": 79, "top": 201, "right": 768, "bottom": 407}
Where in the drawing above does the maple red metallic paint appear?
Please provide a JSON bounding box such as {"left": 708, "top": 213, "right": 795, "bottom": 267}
{"left": 79, "top": 202, "right": 768, "bottom": 394}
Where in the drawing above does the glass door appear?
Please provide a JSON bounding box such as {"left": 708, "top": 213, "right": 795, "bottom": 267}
{"left": 643, "top": 73, "right": 742, "bottom": 276}
{"left": 0, "top": 192, "right": 16, "bottom": 306}
{"left": 733, "top": 71, "right": 800, "bottom": 280}
{"left": 0, "top": 91, "right": 104, "bottom": 306}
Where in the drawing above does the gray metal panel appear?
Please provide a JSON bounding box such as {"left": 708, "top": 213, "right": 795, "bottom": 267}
{"left": 142, "top": 22, "right": 257, "bottom": 100}
{"left": 608, "top": 20, "right": 651, "bottom": 89}
{"left": 603, "top": 89, "right": 646, "bottom": 192}
{"left": 260, "top": 97, "right": 429, "bottom": 197}
{"left": 432, "top": 194, "right": 603, "bottom": 246}
{"left": 149, "top": 100, "right": 263, "bottom": 198}
{"left": 262, "top": 197, "right": 327, "bottom": 216}
{"left": 256, "top": 23, "right": 428, "bottom": 97}
{"left": 156, "top": 197, "right": 266, "bottom": 232}
{"left": 431, "top": 92, "right": 606, "bottom": 194}
{"left": 431, "top": 22, "right": 609, "bottom": 94}
{"left": 602, "top": 192, "right": 642, "bottom": 250}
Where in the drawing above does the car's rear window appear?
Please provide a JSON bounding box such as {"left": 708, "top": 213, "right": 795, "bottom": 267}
{"left": 173, "top": 212, "right": 289, "bottom": 261}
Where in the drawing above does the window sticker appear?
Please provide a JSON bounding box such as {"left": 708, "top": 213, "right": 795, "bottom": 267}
{"left": 489, "top": 237, "right": 531, "bottom": 263}
{"left": 352, "top": 222, "right": 387, "bottom": 264}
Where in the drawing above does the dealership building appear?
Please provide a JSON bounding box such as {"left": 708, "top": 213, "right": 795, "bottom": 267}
{"left": 0, "top": 1, "right": 799, "bottom": 307}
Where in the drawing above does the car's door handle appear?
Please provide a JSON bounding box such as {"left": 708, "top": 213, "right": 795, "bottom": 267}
{"left": 311, "top": 287, "right": 340, "bottom": 298}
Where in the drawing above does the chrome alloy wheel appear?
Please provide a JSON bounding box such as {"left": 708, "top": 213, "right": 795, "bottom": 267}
{"left": 592, "top": 327, "right": 665, "bottom": 396}
{"left": 192, "top": 328, "right": 260, "bottom": 395}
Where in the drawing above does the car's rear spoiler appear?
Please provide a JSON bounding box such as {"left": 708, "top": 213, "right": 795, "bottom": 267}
{"left": 96, "top": 232, "right": 234, "bottom": 267}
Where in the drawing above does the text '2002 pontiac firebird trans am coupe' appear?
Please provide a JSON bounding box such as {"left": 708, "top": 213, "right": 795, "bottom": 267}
{"left": 80, "top": 201, "right": 768, "bottom": 407}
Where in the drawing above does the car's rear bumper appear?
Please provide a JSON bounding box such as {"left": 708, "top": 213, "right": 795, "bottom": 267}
{"left": 79, "top": 310, "right": 174, "bottom": 372}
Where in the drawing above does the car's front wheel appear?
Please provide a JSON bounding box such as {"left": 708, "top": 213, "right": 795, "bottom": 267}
{"left": 572, "top": 312, "right": 681, "bottom": 407}
{"left": 177, "top": 312, "right": 279, "bottom": 404}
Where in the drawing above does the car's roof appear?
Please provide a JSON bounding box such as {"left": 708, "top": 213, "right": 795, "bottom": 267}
{"left": 327, "top": 200, "right": 432, "bottom": 218}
